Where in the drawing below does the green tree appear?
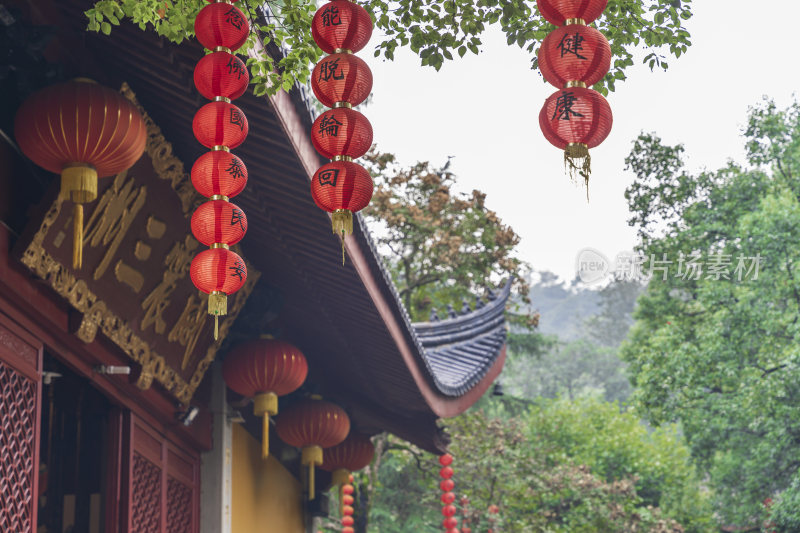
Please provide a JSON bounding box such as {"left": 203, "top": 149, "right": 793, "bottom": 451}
{"left": 621, "top": 99, "right": 800, "bottom": 526}
{"left": 361, "top": 150, "right": 532, "bottom": 323}
{"left": 87, "top": 0, "right": 693, "bottom": 97}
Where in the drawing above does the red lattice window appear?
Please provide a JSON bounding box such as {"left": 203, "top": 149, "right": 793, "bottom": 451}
{"left": 131, "top": 453, "right": 162, "bottom": 533}
{"left": 0, "top": 361, "right": 37, "bottom": 533}
{"left": 167, "top": 476, "right": 193, "bottom": 533}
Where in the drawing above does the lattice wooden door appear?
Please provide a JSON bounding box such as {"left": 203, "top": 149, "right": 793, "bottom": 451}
{"left": 123, "top": 414, "right": 200, "bottom": 533}
{"left": 0, "top": 315, "right": 42, "bottom": 533}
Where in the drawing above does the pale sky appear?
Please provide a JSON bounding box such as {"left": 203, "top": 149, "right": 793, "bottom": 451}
{"left": 362, "top": 0, "right": 800, "bottom": 280}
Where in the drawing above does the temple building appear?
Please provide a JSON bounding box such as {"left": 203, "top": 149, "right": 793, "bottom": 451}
{"left": 0, "top": 1, "right": 510, "bottom": 532}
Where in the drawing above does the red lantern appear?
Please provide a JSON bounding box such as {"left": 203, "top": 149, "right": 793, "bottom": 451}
{"left": 191, "top": 150, "right": 248, "bottom": 198}
{"left": 343, "top": 494, "right": 354, "bottom": 505}
{"left": 488, "top": 504, "right": 499, "bottom": 514}
{"left": 536, "top": 0, "right": 608, "bottom": 26}
{"left": 442, "top": 505, "right": 456, "bottom": 517}
{"left": 312, "top": 1, "right": 373, "bottom": 54}
{"left": 194, "top": 51, "right": 250, "bottom": 100}
{"left": 311, "top": 53, "right": 373, "bottom": 108}
{"left": 195, "top": 2, "right": 249, "bottom": 51}
{"left": 446, "top": 529, "right": 459, "bottom": 533}
{"left": 343, "top": 484, "right": 354, "bottom": 495}
{"left": 193, "top": 100, "right": 249, "bottom": 149}
{"left": 440, "top": 479, "right": 455, "bottom": 492}
{"left": 441, "top": 492, "right": 455, "bottom": 504}
{"left": 539, "top": 87, "right": 612, "bottom": 178}
{"left": 538, "top": 24, "right": 611, "bottom": 88}
{"left": 342, "top": 528, "right": 355, "bottom": 533}
{"left": 310, "top": 160, "right": 373, "bottom": 238}
{"left": 275, "top": 397, "right": 350, "bottom": 499}
{"left": 191, "top": 199, "right": 248, "bottom": 246}
{"left": 14, "top": 79, "right": 146, "bottom": 269}
{"left": 342, "top": 505, "right": 354, "bottom": 516}
{"left": 222, "top": 338, "right": 308, "bottom": 458}
{"left": 443, "top": 517, "right": 458, "bottom": 529}
{"left": 311, "top": 108, "right": 373, "bottom": 160}
{"left": 342, "top": 516, "right": 354, "bottom": 526}
{"left": 439, "top": 454, "right": 453, "bottom": 467}
{"left": 321, "top": 432, "right": 375, "bottom": 485}
{"left": 440, "top": 466, "right": 454, "bottom": 479}
{"left": 189, "top": 247, "right": 247, "bottom": 336}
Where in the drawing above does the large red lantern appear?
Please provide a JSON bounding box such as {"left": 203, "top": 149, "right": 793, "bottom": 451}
{"left": 191, "top": 150, "right": 248, "bottom": 198}
{"left": 222, "top": 338, "right": 308, "bottom": 458}
{"left": 275, "top": 397, "right": 350, "bottom": 499}
{"left": 311, "top": 161, "right": 373, "bottom": 242}
{"left": 191, "top": 200, "right": 248, "bottom": 246}
{"left": 311, "top": 53, "right": 373, "bottom": 108}
{"left": 537, "top": 0, "right": 608, "bottom": 26}
{"left": 194, "top": 51, "right": 250, "bottom": 100}
{"left": 539, "top": 86, "right": 612, "bottom": 183}
{"left": 311, "top": 1, "right": 373, "bottom": 54}
{"left": 321, "top": 433, "right": 375, "bottom": 486}
{"left": 193, "top": 100, "right": 249, "bottom": 149}
{"left": 14, "top": 79, "right": 146, "bottom": 269}
{"left": 538, "top": 24, "right": 611, "bottom": 88}
{"left": 194, "top": 2, "right": 249, "bottom": 51}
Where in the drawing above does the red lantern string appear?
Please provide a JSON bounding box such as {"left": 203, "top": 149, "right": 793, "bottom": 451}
{"left": 310, "top": 1, "right": 375, "bottom": 263}
{"left": 439, "top": 454, "right": 458, "bottom": 533}
{"left": 341, "top": 476, "right": 355, "bottom": 532}
{"left": 190, "top": 0, "right": 251, "bottom": 338}
{"left": 536, "top": 0, "right": 612, "bottom": 197}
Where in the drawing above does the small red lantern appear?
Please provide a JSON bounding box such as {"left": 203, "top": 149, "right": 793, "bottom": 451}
{"left": 343, "top": 484, "right": 354, "bottom": 495}
{"left": 191, "top": 199, "right": 248, "bottom": 246}
{"left": 321, "top": 432, "right": 375, "bottom": 486}
{"left": 343, "top": 494, "right": 354, "bottom": 505}
{"left": 440, "top": 479, "right": 455, "bottom": 492}
{"left": 311, "top": 160, "right": 373, "bottom": 240}
{"left": 194, "top": 2, "right": 249, "bottom": 51}
{"left": 14, "top": 79, "right": 146, "bottom": 269}
{"left": 442, "top": 505, "right": 457, "bottom": 517}
{"left": 222, "top": 338, "right": 308, "bottom": 458}
{"left": 538, "top": 24, "right": 611, "bottom": 88}
{"left": 342, "top": 505, "right": 354, "bottom": 516}
{"left": 539, "top": 87, "right": 612, "bottom": 188}
{"left": 191, "top": 150, "right": 248, "bottom": 198}
{"left": 440, "top": 466, "right": 454, "bottom": 479}
{"left": 312, "top": 1, "right": 373, "bottom": 54}
{"left": 194, "top": 51, "right": 250, "bottom": 100}
{"left": 311, "top": 108, "right": 373, "bottom": 160}
{"left": 443, "top": 517, "right": 458, "bottom": 529}
{"left": 311, "top": 53, "right": 373, "bottom": 108}
{"left": 342, "top": 516, "right": 354, "bottom": 526}
{"left": 275, "top": 397, "right": 350, "bottom": 499}
{"left": 441, "top": 492, "right": 455, "bottom": 504}
{"left": 193, "top": 100, "right": 249, "bottom": 149}
{"left": 439, "top": 454, "right": 453, "bottom": 467}
{"left": 189, "top": 247, "right": 247, "bottom": 336}
{"left": 537, "top": 0, "right": 608, "bottom": 26}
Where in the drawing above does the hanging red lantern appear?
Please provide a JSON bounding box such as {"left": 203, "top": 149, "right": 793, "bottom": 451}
{"left": 343, "top": 494, "right": 354, "bottom": 506}
{"left": 321, "top": 432, "right": 375, "bottom": 486}
{"left": 191, "top": 199, "right": 248, "bottom": 246}
{"left": 442, "top": 505, "right": 457, "bottom": 517}
{"left": 194, "top": 51, "right": 250, "bottom": 100}
{"left": 440, "top": 466, "right": 454, "bottom": 479}
{"left": 539, "top": 86, "right": 612, "bottom": 183}
{"left": 440, "top": 479, "right": 454, "bottom": 492}
{"left": 311, "top": 53, "right": 373, "bottom": 108}
{"left": 13, "top": 79, "right": 146, "bottom": 269}
{"left": 439, "top": 454, "right": 453, "bottom": 466}
{"left": 312, "top": 1, "right": 373, "bottom": 54}
{"left": 443, "top": 517, "right": 458, "bottom": 529}
{"left": 222, "top": 338, "right": 308, "bottom": 458}
{"left": 441, "top": 492, "right": 455, "bottom": 504}
{"left": 536, "top": 0, "right": 608, "bottom": 26}
{"left": 538, "top": 24, "right": 611, "bottom": 88}
{"left": 342, "top": 516, "right": 354, "bottom": 526}
{"left": 275, "top": 397, "right": 350, "bottom": 499}
{"left": 189, "top": 247, "right": 247, "bottom": 337}
{"left": 310, "top": 160, "right": 373, "bottom": 239}
{"left": 191, "top": 150, "right": 248, "bottom": 198}
{"left": 194, "top": 2, "right": 249, "bottom": 51}
{"left": 311, "top": 108, "right": 373, "bottom": 160}
{"left": 342, "top": 505, "right": 355, "bottom": 516}
{"left": 193, "top": 100, "right": 249, "bottom": 149}
{"left": 343, "top": 484, "right": 354, "bottom": 495}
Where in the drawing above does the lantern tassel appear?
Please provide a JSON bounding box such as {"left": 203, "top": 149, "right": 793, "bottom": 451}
{"left": 73, "top": 203, "right": 83, "bottom": 269}
{"left": 208, "top": 291, "right": 228, "bottom": 341}
{"left": 564, "top": 143, "right": 591, "bottom": 202}
{"left": 332, "top": 210, "right": 353, "bottom": 265}
{"left": 253, "top": 392, "right": 278, "bottom": 459}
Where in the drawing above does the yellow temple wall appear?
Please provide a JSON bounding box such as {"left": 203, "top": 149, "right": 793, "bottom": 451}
{"left": 231, "top": 424, "right": 305, "bottom": 533}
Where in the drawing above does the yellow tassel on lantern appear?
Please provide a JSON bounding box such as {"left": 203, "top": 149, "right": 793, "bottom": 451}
{"left": 61, "top": 163, "right": 98, "bottom": 269}
{"left": 332, "top": 209, "right": 353, "bottom": 265}
{"left": 253, "top": 392, "right": 278, "bottom": 459}
{"left": 208, "top": 291, "right": 228, "bottom": 340}
{"left": 564, "top": 143, "right": 591, "bottom": 202}
{"left": 302, "top": 445, "right": 324, "bottom": 500}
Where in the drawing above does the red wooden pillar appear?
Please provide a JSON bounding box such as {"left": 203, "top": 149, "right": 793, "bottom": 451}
{"left": 0, "top": 313, "right": 43, "bottom": 533}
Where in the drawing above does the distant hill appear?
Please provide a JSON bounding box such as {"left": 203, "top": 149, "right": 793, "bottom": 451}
{"left": 526, "top": 271, "right": 601, "bottom": 341}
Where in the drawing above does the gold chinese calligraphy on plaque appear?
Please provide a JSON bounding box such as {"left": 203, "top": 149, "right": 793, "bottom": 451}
{"left": 19, "top": 83, "right": 260, "bottom": 404}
